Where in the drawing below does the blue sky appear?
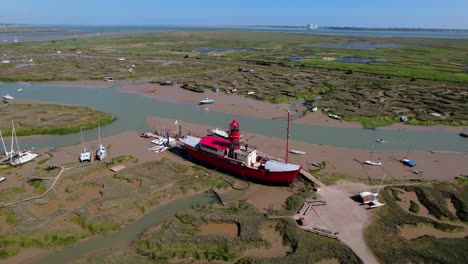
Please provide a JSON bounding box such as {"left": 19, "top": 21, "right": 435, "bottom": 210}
{"left": 1, "top": 0, "right": 467, "bottom": 29}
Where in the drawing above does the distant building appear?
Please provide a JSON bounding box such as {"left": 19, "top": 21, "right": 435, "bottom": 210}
{"left": 307, "top": 24, "right": 319, "bottom": 30}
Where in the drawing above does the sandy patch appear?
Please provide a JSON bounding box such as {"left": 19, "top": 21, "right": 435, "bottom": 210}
{"left": 446, "top": 198, "right": 457, "bottom": 216}
{"left": 396, "top": 190, "right": 435, "bottom": 220}
{"left": 237, "top": 184, "right": 292, "bottom": 212}
{"left": 322, "top": 57, "right": 337, "bottom": 61}
{"left": 33, "top": 199, "right": 62, "bottom": 218}
{"left": 243, "top": 222, "right": 291, "bottom": 258}
{"left": 128, "top": 43, "right": 147, "bottom": 48}
{"left": 1, "top": 247, "right": 51, "bottom": 264}
{"left": 198, "top": 223, "right": 238, "bottom": 238}
{"left": 64, "top": 184, "right": 103, "bottom": 210}
{"left": 0, "top": 216, "right": 11, "bottom": 232}
{"left": 399, "top": 223, "right": 467, "bottom": 240}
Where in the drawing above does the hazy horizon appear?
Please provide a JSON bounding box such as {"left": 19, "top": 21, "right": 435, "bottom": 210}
{"left": 1, "top": 0, "right": 467, "bottom": 29}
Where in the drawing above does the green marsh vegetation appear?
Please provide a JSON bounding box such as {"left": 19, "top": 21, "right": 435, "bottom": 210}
{"left": 0, "top": 31, "right": 467, "bottom": 127}
{"left": 365, "top": 183, "right": 468, "bottom": 264}
{"left": 136, "top": 200, "right": 361, "bottom": 263}
{"left": 0, "top": 103, "right": 115, "bottom": 136}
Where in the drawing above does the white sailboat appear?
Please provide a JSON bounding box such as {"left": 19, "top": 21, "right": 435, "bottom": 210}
{"left": 359, "top": 174, "right": 386, "bottom": 208}
{"left": 2, "top": 121, "right": 38, "bottom": 166}
{"left": 96, "top": 125, "right": 106, "bottom": 161}
{"left": 79, "top": 128, "right": 91, "bottom": 162}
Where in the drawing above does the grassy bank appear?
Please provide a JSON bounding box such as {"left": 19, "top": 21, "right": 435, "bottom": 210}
{"left": 365, "top": 183, "right": 468, "bottom": 264}
{"left": 136, "top": 200, "right": 361, "bottom": 263}
{"left": 0, "top": 103, "right": 115, "bottom": 136}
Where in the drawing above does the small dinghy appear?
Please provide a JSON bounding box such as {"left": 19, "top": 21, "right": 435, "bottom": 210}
{"left": 311, "top": 162, "right": 324, "bottom": 168}
{"left": 413, "top": 170, "right": 424, "bottom": 175}
{"left": 199, "top": 98, "right": 215, "bottom": 105}
{"left": 364, "top": 160, "right": 382, "bottom": 166}
{"left": 290, "top": 149, "right": 305, "bottom": 155}
{"left": 401, "top": 158, "right": 416, "bottom": 167}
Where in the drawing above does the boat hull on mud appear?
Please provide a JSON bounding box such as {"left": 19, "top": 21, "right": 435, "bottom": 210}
{"left": 184, "top": 147, "right": 301, "bottom": 185}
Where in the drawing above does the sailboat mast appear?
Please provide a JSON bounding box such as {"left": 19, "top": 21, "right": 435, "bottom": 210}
{"left": 286, "top": 111, "right": 290, "bottom": 163}
{"left": 81, "top": 128, "right": 86, "bottom": 151}
{"left": 0, "top": 131, "right": 9, "bottom": 158}
{"left": 376, "top": 173, "right": 386, "bottom": 194}
{"left": 13, "top": 121, "right": 20, "bottom": 152}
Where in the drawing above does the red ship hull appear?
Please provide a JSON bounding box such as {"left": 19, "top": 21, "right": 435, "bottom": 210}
{"left": 185, "top": 147, "right": 301, "bottom": 185}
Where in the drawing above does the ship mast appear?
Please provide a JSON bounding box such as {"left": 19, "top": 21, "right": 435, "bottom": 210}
{"left": 286, "top": 111, "right": 290, "bottom": 163}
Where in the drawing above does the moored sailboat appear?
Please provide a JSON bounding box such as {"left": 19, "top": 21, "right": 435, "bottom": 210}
{"left": 96, "top": 124, "right": 106, "bottom": 161}
{"left": 1, "top": 121, "right": 38, "bottom": 166}
{"left": 79, "top": 128, "right": 91, "bottom": 162}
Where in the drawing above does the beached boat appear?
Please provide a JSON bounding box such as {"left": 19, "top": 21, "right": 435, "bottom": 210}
{"left": 3, "top": 95, "right": 14, "bottom": 100}
{"left": 413, "top": 170, "right": 423, "bottom": 175}
{"left": 179, "top": 118, "right": 302, "bottom": 185}
{"left": 247, "top": 91, "right": 255, "bottom": 95}
{"left": 104, "top": 77, "right": 114, "bottom": 82}
{"left": 328, "top": 114, "right": 341, "bottom": 120}
{"left": 96, "top": 125, "right": 106, "bottom": 161}
{"left": 311, "top": 107, "right": 318, "bottom": 112}
{"left": 0, "top": 176, "right": 5, "bottom": 183}
{"left": 359, "top": 174, "right": 386, "bottom": 208}
{"left": 199, "top": 98, "right": 215, "bottom": 105}
{"left": 290, "top": 149, "right": 305, "bottom": 155}
{"left": 311, "top": 162, "right": 323, "bottom": 168}
{"left": 79, "top": 128, "right": 91, "bottom": 162}
{"left": 160, "top": 80, "right": 174, "bottom": 85}
{"left": 400, "top": 116, "right": 408, "bottom": 122}
{"left": 364, "top": 160, "right": 382, "bottom": 166}
{"left": 0, "top": 59, "right": 10, "bottom": 64}
{"left": 117, "top": 57, "right": 126, "bottom": 61}
{"left": 1, "top": 121, "right": 38, "bottom": 166}
{"left": 400, "top": 158, "right": 416, "bottom": 167}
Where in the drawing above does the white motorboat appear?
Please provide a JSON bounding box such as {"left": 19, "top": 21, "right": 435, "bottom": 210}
{"left": 117, "top": 57, "right": 126, "bottom": 61}
{"left": 3, "top": 95, "right": 14, "bottom": 100}
{"left": 376, "top": 139, "right": 386, "bottom": 143}
{"left": 79, "top": 128, "right": 91, "bottom": 162}
{"left": 0, "top": 176, "right": 5, "bottom": 183}
{"left": 199, "top": 98, "right": 215, "bottom": 105}
{"left": 311, "top": 107, "right": 318, "bottom": 112}
{"left": 290, "top": 149, "right": 305, "bottom": 155}
{"left": 364, "top": 160, "right": 382, "bottom": 166}
{"left": 328, "top": 114, "right": 341, "bottom": 120}
{"left": 413, "top": 170, "right": 424, "bottom": 175}
{"left": 1, "top": 59, "right": 10, "bottom": 64}
{"left": 96, "top": 125, "right": 106, "bottom": 161}
{"left": 247, "top": 91, "right": 255, "bottom": 95}
{"left": 208, "top": 128, "right": 229, "bottom": 139}
{"left": 17, "top": 88, "right": 23, "bottom": 92}
{"left": 104, "top": 77, "right": 114, "bottom": 82}
{"left": 1, "top": 121, "right": 38, "bottom": 166}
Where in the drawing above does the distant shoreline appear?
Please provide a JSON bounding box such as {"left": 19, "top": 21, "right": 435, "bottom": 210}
{"left": 2, "top": 23, "right": 468, "bottom": 32}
